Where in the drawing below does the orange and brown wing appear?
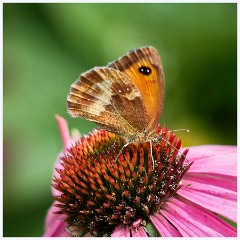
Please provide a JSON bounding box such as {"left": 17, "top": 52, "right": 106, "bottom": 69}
{"left": 108, "top": 46, "right": 165, "bottom": 134}
{"left": 67, "top": 67, "right": 149, "bottom": 140}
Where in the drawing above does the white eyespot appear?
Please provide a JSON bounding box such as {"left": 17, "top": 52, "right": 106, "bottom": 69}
{"left": 126, "top": 88, "right": 129, "bottom": 91}
{"left": 118, "top": 89, "right": 122, "bottom": 93}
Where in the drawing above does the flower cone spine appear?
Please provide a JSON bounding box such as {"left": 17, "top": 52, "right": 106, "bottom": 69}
{"left": 53, "top": 125, "right": 191, "bottom": 237}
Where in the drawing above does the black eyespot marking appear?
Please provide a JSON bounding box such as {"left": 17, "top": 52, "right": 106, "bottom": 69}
{"left": 139, "top": 66, "right": 152, "bottom": 76}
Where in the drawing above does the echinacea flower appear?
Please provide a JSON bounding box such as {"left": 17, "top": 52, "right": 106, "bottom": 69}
{"left": 43, "top": 115, "right": 237, "bottom": 237}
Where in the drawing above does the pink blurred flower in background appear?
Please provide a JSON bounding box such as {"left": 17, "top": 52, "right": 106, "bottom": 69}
{"left": 43, "top": 116, "right": 237, "bottom": 237}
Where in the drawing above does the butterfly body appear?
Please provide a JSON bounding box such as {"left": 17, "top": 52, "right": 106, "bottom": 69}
{"left": 67, "top": 46, "right": 165, "bottom": 143}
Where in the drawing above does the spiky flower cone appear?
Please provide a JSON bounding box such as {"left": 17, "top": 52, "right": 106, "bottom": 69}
{"left": 53, "top": 125, "right": 191, "bottom": 237}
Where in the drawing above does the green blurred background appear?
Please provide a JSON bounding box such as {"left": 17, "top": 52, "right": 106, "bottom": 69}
{"left": 3, "top": 3, "right": 237, "bottom": 237}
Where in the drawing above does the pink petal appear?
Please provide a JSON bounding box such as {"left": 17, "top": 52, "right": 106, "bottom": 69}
{"left": 179, "top": 174, "right": 237, "bottom": 222}
{"left": 43, "top": 201, "right": 70, "bottom": 237}
{"left": 52, "top": 115, "right": 77, "bottom": 195}
{"left": 51, "top": 153, "right": 65, "bottom": 196}
{"left": 55, "top": 115, "right": 72, "bottom": 151}
{"left": 187, "top": 152, "right": 237, "bottom": 177}
{"left": 150, "top": 213, "right": 182, "bottom": 237}
{"left": 183, "top": 145, "right": 236, "bottom": 162}
{"left": 160, "top": 196, "right": 236, "bottom": 237}
{"left": 131, "top": 226, "right": 148, "bottom": 237}
{"left": 111, "top": 224, "right": 131, "bottom": 237}
{"left": 130, "top": 218, "right": 143, "bottom": 229}
{"left": 183, "top": 172, "right": 236, "bottom": 191}
{"left": 44, "top": 201, "right": 60, "bottom": 231}
{"left": 43, "top": 215, "right": 69, "bottom": 237}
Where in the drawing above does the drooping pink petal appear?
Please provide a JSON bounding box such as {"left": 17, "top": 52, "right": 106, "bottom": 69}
{"left": 52, "top": 115, "right": 75, "bottom": 196}
{"left": 150, "top": 213, "right": 182, "bottom": 237}
{"left": 44, "top": 201, "right": 60, "bottom": 232}
{"left": 183, "top": 145, "right": 236, "bottom": 162}
{"left": 179, "top": 173, "right": 237, "bottom": 222}
{"left": 131, "top": 226, "right": 148, "bottom": 237}
{"left": 44, "top": 200, "right": 71, "bottom": 237}
{"left": 43, "top": 220, "right": 70, "bottom": 237}
{"left": 160, "top": 196, "right": 236, "bottom": 237}
{"left": 55, "top": 115, "right": 72, "bottom": 151}
{"left": 51, "top": 155, "right": 64, "bottom": 196}
{"left": 111, "top": 224, "right": 131, "bottom": 237}
{"left": 43, "top": 211, "right": 69, "bottom": 237}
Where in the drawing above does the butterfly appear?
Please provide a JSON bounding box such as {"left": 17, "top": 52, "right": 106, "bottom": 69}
{"left": 67, "top": 46, "right": 165, "bottom": 144}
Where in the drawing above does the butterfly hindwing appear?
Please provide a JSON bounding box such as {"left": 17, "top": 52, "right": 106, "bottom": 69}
{"left": 67, "top": 67, "right": 149, "bottom": 139}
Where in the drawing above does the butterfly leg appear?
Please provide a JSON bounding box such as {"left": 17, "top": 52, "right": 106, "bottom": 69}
{"left": 143, "top": 129, "right": 155, "bottom": 169}
{"left": 113, "top": 136, "right": 137, "bottom": 162}
{"left": 114, "top": 142, "right": 130, "bottom": 162}
{"left": 149, "top": 140, "right": 155, "bottom": 169}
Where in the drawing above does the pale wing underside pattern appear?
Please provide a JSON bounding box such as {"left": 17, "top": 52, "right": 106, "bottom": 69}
{"left": 67, "top": 67, "right": 149, "bottom": 138}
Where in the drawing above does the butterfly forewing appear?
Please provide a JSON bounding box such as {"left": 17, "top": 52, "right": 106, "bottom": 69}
{"left": 67, "top": 67, "right": 149, "bottom": 140}
{"left": 108, "top": 46, "right": 165, "bottom": 135}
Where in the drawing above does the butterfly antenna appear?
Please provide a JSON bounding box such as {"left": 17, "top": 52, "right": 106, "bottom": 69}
{"left": 167, "top": 128, "right": 190, "bottom": 134}
{"left": 160, "top": 136, "right": 189, "bottom": 164}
